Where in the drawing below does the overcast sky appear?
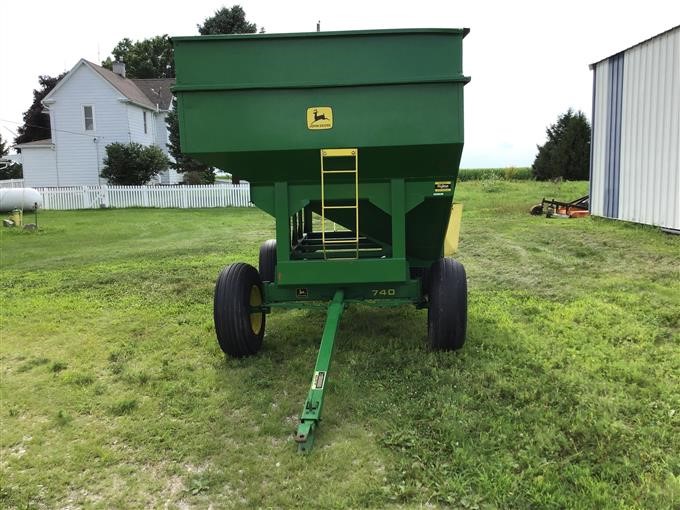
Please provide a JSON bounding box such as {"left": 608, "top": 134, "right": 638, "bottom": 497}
{"left": 1, "top": 1, "right": 677, "bottom": 167}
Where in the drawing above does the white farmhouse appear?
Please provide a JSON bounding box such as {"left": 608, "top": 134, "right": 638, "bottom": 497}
{"left": 16, "top": 59, "right": 179, "bottom": 187}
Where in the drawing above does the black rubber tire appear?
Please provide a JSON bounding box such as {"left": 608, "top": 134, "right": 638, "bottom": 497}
{"left": 258, "top": 239, "right": 277, "bottom": 282}
{"left": 530, "top": 204, "right": 544, "bottom": 215}
{"left": 213, "top": 263, "right": 265, "bottom": 357}
{"left": 427, "top": 258, "right": 467, "bottom": 350}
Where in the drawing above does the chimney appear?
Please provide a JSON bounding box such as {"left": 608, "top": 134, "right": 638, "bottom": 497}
{"left": 112, "top": 60, "right": 126, "bottom": 78}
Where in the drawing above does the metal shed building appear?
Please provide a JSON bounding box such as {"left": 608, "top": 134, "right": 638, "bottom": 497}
{"left": 589, "top": 25, "right": 679, "bottom": 231}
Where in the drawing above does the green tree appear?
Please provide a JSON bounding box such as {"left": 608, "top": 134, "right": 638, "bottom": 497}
{"left": 198, "top": 5, "right": 257, "bottom": 35}
{"left": 166, "top": 98, "right": 215, "bottom": 184}
{"left": 100, "top": 142, "right": 170, "bottom": 185}
{"left": 15, "top": 74, "right": 66, "bottom": 146}
{"left": 532, "top": 109, "right": 591, "bottom": 181}
{"left": 101, "top": 35, "right": 174, "bottom": 78}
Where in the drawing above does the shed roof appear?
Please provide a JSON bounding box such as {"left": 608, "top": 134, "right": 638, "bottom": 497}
{"left": 589, "top": 25, "right": 679, "bottom": 68}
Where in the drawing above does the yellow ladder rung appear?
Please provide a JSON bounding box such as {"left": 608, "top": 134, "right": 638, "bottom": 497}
{"left": 322, "top": 170, "right": 357, "bottom": 174}
{"left": 322, "top": 239, "right": 358, "bottom": 244}
{"left": 322, "top": 148, "right": 357, "bottom": 158}
{"left": 323, "top": 205, "right": 357, "bottom": 210}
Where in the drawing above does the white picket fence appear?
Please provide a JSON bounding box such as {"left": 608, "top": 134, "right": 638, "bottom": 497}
{"left": 0, "top": 179, "right": 25, "bottom": 189}
{"left": 33, "top": 184, "right": 252, "bottom": 210}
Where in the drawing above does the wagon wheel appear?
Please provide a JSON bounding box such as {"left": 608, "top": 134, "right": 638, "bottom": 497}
{"left": 258, "top": 239, "right": 277, "bottom": 282}
{"left": 214, "top": 263, "right": 265, "bottom": 357}
{"left": 427, "top": 258, "right": 467, "bottom": 350}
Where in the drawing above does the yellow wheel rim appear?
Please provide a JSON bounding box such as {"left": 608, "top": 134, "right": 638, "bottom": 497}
{"left": 249, "top": 285, "right": 263, "bottom": 335}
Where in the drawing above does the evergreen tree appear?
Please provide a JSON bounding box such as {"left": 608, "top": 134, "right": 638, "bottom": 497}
{"left": 532, "top": 109, "right": 591, "bottom": 181}
{"left": 15, "top": 74, "right": 66, "bottom": 146}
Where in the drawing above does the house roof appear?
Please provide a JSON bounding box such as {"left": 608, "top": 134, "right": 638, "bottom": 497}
{"left": 86, "top": 61, "right": 175, "bottom": 110}
{"left": 130, "top": 78, "right": 174, "bottom": 110}
{"left": 42, "top": 59, "right": 175, "bottom": 111}
{"left": 14, "top": 138, "right": 54, "bottom": 149}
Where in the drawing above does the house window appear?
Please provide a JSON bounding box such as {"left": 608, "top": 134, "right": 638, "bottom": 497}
{"left": 143, "top": 111, "right": 148, "bottom": 134}
{"left": 83, "top": 105, "right": 94, "bottom": 131}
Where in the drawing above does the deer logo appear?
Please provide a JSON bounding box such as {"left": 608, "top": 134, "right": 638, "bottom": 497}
{"left": 307, "top": 107, "right": 333, "bottom": 130}
{"left": 312, "top": 109, "right": 328, "bottom": 123}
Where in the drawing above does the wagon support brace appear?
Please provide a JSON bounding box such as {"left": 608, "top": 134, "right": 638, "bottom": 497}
{"left": 295, "top": 289, "right": 345, "bottom": 453}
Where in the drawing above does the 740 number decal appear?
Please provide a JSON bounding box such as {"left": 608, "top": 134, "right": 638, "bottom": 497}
{"left": 371, "top": 288, "right": 396, "bottom": 297}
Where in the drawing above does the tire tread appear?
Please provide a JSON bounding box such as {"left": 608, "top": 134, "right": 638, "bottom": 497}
{"left": 214, "top": 262, "right": 265, "bottom": 357}
{"left": 258, "top": 239, "right": 277, "bottom": 282}
{"left": 427, "top": 257, "right": 467, "bottom": 350}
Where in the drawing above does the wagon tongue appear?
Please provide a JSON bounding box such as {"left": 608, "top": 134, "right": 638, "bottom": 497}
{"left": 294, "top": 290, "right": 345, "bottom": 453}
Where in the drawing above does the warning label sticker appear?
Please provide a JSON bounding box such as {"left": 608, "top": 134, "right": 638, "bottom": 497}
{"left": 312, "top": 371, "right": 326, "bottom": 390}
{"left": 434, "top": 181, "right": 452, "bottom": 195}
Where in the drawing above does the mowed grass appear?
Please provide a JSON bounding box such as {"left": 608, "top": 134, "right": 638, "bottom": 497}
{"left": 1, "top": 180, "right": 679, "bottom": 509}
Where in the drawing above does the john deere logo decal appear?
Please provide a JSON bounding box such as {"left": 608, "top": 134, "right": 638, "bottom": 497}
{"left": 307, "top": 107, "right": 333, "bottom": 130}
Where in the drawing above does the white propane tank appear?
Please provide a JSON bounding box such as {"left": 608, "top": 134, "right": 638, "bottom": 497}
{"left": 0, "top": 188, "right": 43, "bottom": 212}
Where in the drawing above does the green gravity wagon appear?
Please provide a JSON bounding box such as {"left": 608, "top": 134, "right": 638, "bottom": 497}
{"left": 173, "top": 28, "right": 470, "bottom": 452}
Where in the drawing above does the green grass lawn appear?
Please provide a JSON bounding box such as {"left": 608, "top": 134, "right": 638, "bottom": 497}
{"left": 1, "top": 181, "right": 678, "bottom": 509}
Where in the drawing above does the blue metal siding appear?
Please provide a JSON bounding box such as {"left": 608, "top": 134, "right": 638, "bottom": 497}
{"left": 604, "top": 53, "right": 624, "bottom": 218}
{"left": 590, "top": 26, "right": 679, "bottom": 230}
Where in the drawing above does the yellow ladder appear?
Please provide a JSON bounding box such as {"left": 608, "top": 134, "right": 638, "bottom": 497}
{"left": 320, "top": 148, "right": 359, "bottom": 259}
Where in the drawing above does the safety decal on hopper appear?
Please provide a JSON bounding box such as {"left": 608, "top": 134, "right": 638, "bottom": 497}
{"left": 307, "top": 107, "right": 333, "bottom": 130}
{"left": 434, "top": 181, "right": 452, "bottom": 195}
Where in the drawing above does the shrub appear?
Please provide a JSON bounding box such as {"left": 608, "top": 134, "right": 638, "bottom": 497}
{"left": 100, "top": 142, "right": 170, "bottom": 185}
{"left": 182, "top": 168, "right": 215, "bottom": 185}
